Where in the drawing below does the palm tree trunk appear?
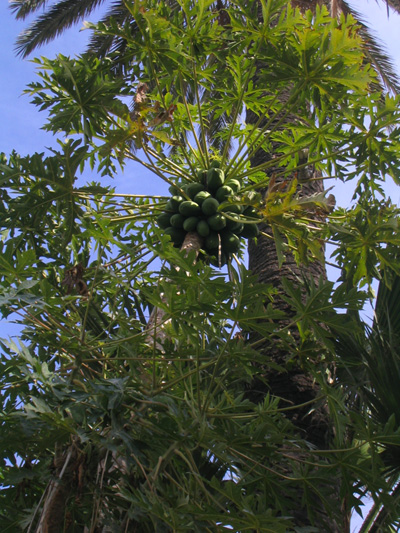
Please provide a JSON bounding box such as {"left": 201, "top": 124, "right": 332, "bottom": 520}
{"left": 244, "top": 5, "right": 341, "bottom": 528}
{"left": 245, "top": 119, "right": 344, "bottom": 533}
{"left": 245, "top": 85, "right": 330, "bottom": 432}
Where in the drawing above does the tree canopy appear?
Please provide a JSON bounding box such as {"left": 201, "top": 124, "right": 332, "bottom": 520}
{"left": 1, "top": 1, "right": 400, "bottom": 531}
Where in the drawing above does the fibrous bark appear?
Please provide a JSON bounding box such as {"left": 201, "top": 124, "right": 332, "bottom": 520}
{"left": 245, "top": 5, "right": 341, "bottom": 529}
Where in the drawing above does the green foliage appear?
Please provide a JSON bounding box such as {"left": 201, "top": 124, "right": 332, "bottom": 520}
{"left": 1, "top": 1, "right": 400, "bottom": 530}
{"left": 332, "top": 271, "right": 400, "bottom": 532}
{"left": 330, "top": 198, "right": 400, "bottom": 288}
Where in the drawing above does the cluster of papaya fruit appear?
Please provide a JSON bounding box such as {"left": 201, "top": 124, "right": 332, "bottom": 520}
{"left": 156, "top": 162, "right": 261, "bottom": 266}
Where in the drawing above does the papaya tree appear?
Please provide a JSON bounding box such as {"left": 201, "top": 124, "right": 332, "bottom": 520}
{"left": 11, "top": 1, "right": 400, "bottom": 458}
{"left": 1, "top": 1, "right": 400, "bottom": 531}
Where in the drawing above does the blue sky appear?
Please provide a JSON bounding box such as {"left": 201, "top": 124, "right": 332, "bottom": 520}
{"left": 1, "top": 3, "right": 400, "bottom": 531}
{"left": 0, "top": 2, "right": 159, "bottom": 195}
{"left": 0, "top": 3, "right": 93, "bottom": 155}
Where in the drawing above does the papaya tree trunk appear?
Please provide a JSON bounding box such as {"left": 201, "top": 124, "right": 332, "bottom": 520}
{"left": 37, "top": 446, "right": 76, "bottom": 533}
{"left": 146, "top": 231, "right": 204, "bottom": 349}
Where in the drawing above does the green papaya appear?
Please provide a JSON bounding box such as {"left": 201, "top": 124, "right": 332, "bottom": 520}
{"left": 157, "top": 212, "right": 172, "bottom": 229}
{"left": 243, "top": 206, "right": 262, "bottom": 221}
{"left": 226, "top": 218, "right": 244, "bottom": 234}
{"left": 196, "top": 220, "right": 210, "bottom": 237}
{"left": 170, "top": 195, "right": 184, "bottom": 211}
{"left": 179, "top": 200, "right": 202, "bottom": 217}
{"left": 183, "top": 216, "right": 200, "bottom": 232}
{"left": 186, "top": 182, "right": 205, "bottom": 199}
{"left": 165, "top": 198, "right": 179, "bottom": 213}
{"left": 240, "top": 223, "right": 260, "bottom": 239}
{"left": 225, "top": 212, "right": 243, "bottom": 232}
{"left": 208, "top": 249, "right": 227, "bottom": 267}
{"left": 170, "top": 213, "right": 185, "bottom": 228}
{"left": 208, "top": 213, "right": 226, "bottom": 231}
{"left": 165, "top": 227, "right": 186, "bottom": 246}
{"left": 221, "top": 231, "right": 241, "bottom": 253}
{"left": 225, "top": 179, "right": 241, "bottom": 192}
{"left": 168, "top": 184, "right": 179, "bottom": 195}
{"left": 215, "top": 185, "right": 234, "bottom": 203}
{"left": 206, "top": 168, "right": 225, "bottom": 191}
{"left": 221, "top": 203, "right": 242, "bottom": 214}
{"left": 196, "top": 168, "right": 208, "bottom": 184}
{"left": 193, "top": 190, "right": 211, "bottom": 205}
{"left": 205, "top": 232, "right": 220, "bottom": 250}
{"left": 202, "top": 197, "right": 220, "bottom": 216}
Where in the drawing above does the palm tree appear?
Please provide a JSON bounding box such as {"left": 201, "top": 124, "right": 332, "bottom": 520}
{"left": 242, "top": 3, "right": 399, "bottom": 525}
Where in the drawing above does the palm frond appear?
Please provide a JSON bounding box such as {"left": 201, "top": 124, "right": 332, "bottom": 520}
{"left": 334, "top": 275, "right": 400, "bottom": 484}
{"left": 87, "top": 1, "right": 130, "bottom": 60}
{"left": 374, "top": 272, "right": 400, "bottom": 337}
{"left": 384, "top": 0, "right": 400, "bottom": 16}
{"left": 368, "top": 275, "right": 400, "bottom": 475}
{"left": 9, "top": 0, "right": 48, "bottom": 20}
{"left": 336, "top": 275, "right": 400, "bottom": 427}
{"left": 359, "top": 479, "right": 400, "bottom": 533}
{"left": 14, "top": 0, "right": 107, "bottom": 57}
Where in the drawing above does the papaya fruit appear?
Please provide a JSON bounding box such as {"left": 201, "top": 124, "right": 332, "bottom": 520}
{"left": 165, "top": 198, "right": 179, "bottom": 213}
{"left": 194, "top": 190, "right": 211, "bottom": 205}
{"left": 225, "top": 212, "right": 244, "bottom": 232}
{"left": 202, "top": 197, "right": 220, "bottom": 216}
{"left": 205, "top": 231, "right": 220, "bottom": 250}
{"left": 196, "top": 220, "right": 210, "bottom": 237}
{"left": 170, "top": 195, "right": 184, "bottom": 211}
{"left": 186, "top": 182, "right": 205, "bottom": 199}
{"left": 170, "top": 213, "right": 185, "bottom": 228}
{"left": 243, "top": 206, "right": 262, "bottom": 221}
{"left": 179, "top": 200, "right": 201, "bottom": 217}
{"left": 215, "top": 185, "right": 234, "bottom": 203}
{"left": 225, "top": 179, "right": 241, "bottom": 192}
{"left": 208, "top": 213, "right": 226, "bottom": 231}
{"left": 183, "top": 216, "right": 200, "bottom": 232}
{"left": 208, "top": 249, "right": 227, "bottom": 267}
{"left": 165, "top": 227, "right": 186, "bottom": 246}
{"left": 197, "top": 168, "right": 208, "bottom": 184}
{"left": 222, "top": 203, "right": 242, "bottom": 214}
{"left": 240, "top": 223, "right": 260, "bottom": 239}
{"left": 221, "top": 231, "right": 241, "bottom": 253}
{"left": 206, "top": 168, "right": 225, "bottom": 191}
{"left": 168, "top": 184, "right": 179, "bottom": 195}
{"left": 157, "top": 212, "right": 172, "bottom": 229}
